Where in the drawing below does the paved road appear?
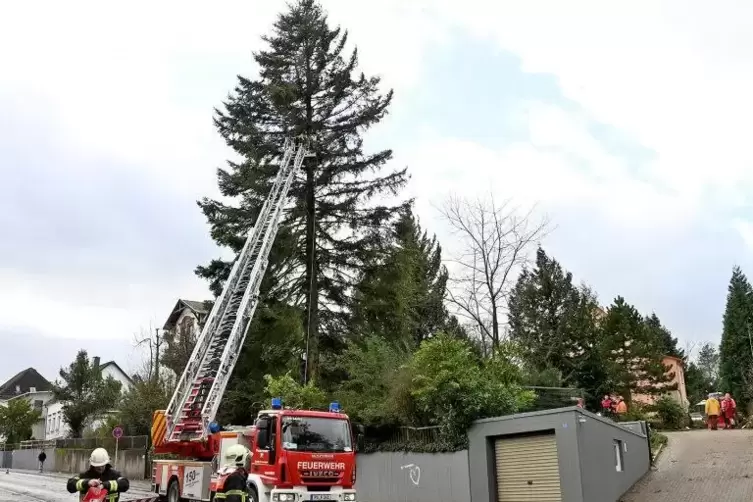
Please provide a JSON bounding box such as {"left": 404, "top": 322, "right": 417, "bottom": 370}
{"left": 621, "top": 429, "right": 753, "bottom": 501}
{"left": 0, "top": 470, "right": 155, "bottom": 502}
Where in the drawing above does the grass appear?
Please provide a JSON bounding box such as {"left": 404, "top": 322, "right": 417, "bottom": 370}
{"left": 650, "top": 431, "right": 668, "bottom": 454}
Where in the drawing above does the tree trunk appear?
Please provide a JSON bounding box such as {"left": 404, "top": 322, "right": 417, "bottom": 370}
{"left": 304, "top": 154, "right": 319, "bottom": 383}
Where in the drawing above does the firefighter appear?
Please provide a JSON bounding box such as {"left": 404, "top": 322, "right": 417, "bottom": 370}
{"left": 66, "top": 447, "right": 130, "bottom": 502}
{"left": 214, "top": 444, "right": 251, "bottom": 502}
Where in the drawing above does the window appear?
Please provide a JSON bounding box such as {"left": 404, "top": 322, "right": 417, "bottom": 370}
{"left": 281, "top": 417, "right": 353, "bottom": 453}
{"left": 614, "top": 440, "right": 624, "bottom": 472}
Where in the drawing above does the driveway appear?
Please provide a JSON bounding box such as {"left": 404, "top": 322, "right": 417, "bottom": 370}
{"left": 621, "top": 429, "right": 753, "bottom": 501}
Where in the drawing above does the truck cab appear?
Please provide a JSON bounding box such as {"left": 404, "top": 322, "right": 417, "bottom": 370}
{"left": 247, "top": 399, "right": 357, "bottom": 502}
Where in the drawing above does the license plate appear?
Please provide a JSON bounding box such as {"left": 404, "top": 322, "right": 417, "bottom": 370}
{"left": 310, "top": 495, "right": 335, "bottom": 501}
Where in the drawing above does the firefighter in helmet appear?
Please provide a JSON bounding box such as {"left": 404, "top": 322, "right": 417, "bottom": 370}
{"left": 214, "top": 444, "right": 251, "bottom": 502}
{"left": 66, "top": 447, "right": 130, "bottom": 502}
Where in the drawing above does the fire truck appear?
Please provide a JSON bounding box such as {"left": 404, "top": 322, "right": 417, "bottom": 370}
{"left": 149, "top": 138, "right": 359, "bottom": 502}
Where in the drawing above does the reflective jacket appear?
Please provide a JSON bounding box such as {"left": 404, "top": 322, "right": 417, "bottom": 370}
{"left": 67, "top": 465, "right": 130, "bottom": 502}
{"left": 214, "top": 467, "right": 249, "bottom": 502}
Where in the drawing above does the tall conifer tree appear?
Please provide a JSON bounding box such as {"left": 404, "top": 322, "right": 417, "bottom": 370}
{"left": 197, "top": 0, "right": 408, "bottom": 382}
{"left": 351, "top": 207, "right": 461, "bottom": 348}
{"left": 601, "top": 297, "right": 674, "bottom": 401}
{"left": 719, "top": 266, "right": 753, "bottom": 404}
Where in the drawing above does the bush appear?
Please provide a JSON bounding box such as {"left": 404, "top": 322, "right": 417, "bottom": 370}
{"left": 654, "top": 396, "right": 686, "bottom": 430}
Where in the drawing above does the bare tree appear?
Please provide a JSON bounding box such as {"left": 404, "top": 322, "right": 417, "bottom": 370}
{"left": 133, "top": 324, "right": 164, "bottom": 382}
{"left": 162, "top": 315, "right": 200, "bottom": 377}
{"left": 439, "top": 193, "right": 549, "bottom": 348}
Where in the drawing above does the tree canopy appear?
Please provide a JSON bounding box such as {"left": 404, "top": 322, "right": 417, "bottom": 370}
{"left": 52, "top": 350, "right": 123, "bottom": 438}
{"left": 719, "top": 266, "right": 753, "bottom": 405}
{"left": 196, "top": 0, "right": 409, "bottom": 386}
{"left": 0, "top": 398, "right": 41, "bottom": 444}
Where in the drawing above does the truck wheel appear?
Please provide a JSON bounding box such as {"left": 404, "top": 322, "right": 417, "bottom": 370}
{"left": 167, "top": 479, "right": 180, "bottom": 502}
{"left": 248, "top": 486, "right": 259, "bottom": 502}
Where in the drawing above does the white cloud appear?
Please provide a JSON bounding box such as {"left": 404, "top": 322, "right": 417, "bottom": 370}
{"left": 402, "top": 103, "right": 697, "bottom": 233}
{"left": 425, "top": 0, "right": 753, "bottom": 210}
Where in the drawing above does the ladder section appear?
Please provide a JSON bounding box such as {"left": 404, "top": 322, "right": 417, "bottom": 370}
{"left": 163, "top": 139, "right": 308, "bottom": 444}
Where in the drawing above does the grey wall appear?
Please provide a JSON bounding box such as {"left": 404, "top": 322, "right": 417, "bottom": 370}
{"left": 55, "top": 449, "right": 146, "bottom": 479}
{"left": 4, "top": 448, "right": 146, "bottom": 479}
{"left": 10, "top": 449, "right": 56, "bottom": 472}
{"left": 356, "top": 451, "right": 470, "bottom": 502}
{"left": 576, "top": 411, "right": 650, "bottom": 502}
{"left": 468, "top": 409, "right": 584, "bottom": 502}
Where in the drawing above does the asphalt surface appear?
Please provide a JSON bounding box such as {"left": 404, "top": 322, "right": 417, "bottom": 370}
{"left": 0, "top": 470, "right": 155, "bottom": 502}
{"left": 621, "top": 429, "right": 753, "bottom": 501}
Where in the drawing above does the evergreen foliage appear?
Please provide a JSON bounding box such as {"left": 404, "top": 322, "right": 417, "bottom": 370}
{"left": 0, "top": 398, "right": 41, "bottom": 444}
{"left": 508, "top": 248, "right": 610, "bottom": 407}
{"left": 644, "top": 313, "right": 684, "bottom": 360}
{"left": 350, "top": 207, "right": 461, "bottom": 348}
{"left": 719, "top": 266, "right": 753, "bottom": 405}
{"left": 51, "top": 350, "right": 122, "bottom": 438}
{"left": 696, "top": 342, "right": 720, "bottom": 390}
{"left": 196, "top": 0, "right": 408, "bottom": 385}
{"left": 600, "top": 297, "right": 674, "bottom": 401}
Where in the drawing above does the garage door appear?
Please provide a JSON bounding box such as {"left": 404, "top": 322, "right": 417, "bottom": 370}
{"left": 494, "top": 432, "right": 562, "bottom": 502}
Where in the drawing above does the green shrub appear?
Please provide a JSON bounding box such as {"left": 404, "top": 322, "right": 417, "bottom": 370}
{"left": 654, "top": 396, "right": 686, "bottom": 430}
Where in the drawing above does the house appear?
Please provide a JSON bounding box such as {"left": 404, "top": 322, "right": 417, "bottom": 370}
{"left": 632, "top": 355, "right": 688, "bottom": 407}
{"left": 162, "top": 299, "right": 212, "bottom": 375}
{"left": 0, "top": 368, "right": 54, "bottom": 441}
{"left": 0, "top": 368, "right": 52, "bottom": 402}
{"left": 163, "top": 299, "right": 212, "bottom": 334}
{"left": 44, "top": 357, "right": 134, "bottom": 440}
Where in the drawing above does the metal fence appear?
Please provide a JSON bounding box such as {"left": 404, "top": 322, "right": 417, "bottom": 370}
{"left": 524, "top": 386, "right": 584, "bottom": 412}
{"left": 55, "top": 435, "right": 149, "bottom": 451}
{"left": 386, "top": 426, "right": 441, "bottom": 445}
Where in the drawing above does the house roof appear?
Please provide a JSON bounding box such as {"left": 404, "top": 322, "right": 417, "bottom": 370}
{"left": 663, "top": 355, "right": 685, "bottom": 365}
{"left": 0, "top": 368, "right": 52, "bottom": 400}
{"left": 163, "top": 299, "right": 212, "bottom": 330}
{"left": 99, "top": 361, "right": 134, "bottom": 386}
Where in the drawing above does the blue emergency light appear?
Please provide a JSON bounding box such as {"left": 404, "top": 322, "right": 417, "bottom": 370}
{"left": 329, "top": 401, "right": 341, "bottom": 413}
{"left": 208, "top": 421, "right": 221, "bottom": 434}
{"left": 271, "top": 397, "right": 283, "bottom": 410}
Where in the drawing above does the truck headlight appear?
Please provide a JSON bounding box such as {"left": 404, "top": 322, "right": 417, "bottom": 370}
{"left": 343, "top": 494, "right": 356, "bottom": 501}
{"left": 272, "top": 494, "right": 296, "bottom": 501}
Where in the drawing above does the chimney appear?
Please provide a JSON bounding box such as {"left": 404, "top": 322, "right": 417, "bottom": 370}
{"left": 93, "top": 357, "right": 100, "bottom": 368}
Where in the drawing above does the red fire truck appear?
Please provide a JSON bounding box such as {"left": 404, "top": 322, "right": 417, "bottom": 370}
{"left": 151, "top": 399, "right": 358, "bottom": 502}
{"left": 148, "top": 139, "right": 359, "bottom": 501}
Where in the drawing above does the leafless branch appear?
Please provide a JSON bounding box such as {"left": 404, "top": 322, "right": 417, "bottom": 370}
{"left": 438, "top": 192, "right": 550, "bottom": 347}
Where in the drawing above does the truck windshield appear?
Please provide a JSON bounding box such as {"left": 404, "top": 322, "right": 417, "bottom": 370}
{"left": 281, "top": 417, "right": 352, "bottom": 453}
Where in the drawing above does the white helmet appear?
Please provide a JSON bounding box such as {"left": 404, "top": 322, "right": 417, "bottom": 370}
{"left": 90, "top": 448, "right": 110, "bottom": 467}
{"left": 224, "top": 444, "right": 250, "bottom": 468}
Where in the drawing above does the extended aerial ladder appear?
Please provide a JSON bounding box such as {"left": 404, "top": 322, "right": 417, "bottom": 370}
{"left": 161, "top": 138, "right": 309, "bottom": 448}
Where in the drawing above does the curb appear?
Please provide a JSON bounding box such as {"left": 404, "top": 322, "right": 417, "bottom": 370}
{"left": 650, "top": 440, "right": 667, "bottom": 470}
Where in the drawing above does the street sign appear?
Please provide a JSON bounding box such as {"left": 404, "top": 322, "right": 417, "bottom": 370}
{"left": 112, "top": 427, "right": 123, "bottom": 439}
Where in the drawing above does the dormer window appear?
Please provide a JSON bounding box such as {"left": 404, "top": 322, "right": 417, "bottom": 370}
{"left": 29, "top": 387, "right": 36, "bottom": 393}
{"left": 15, "top": 385, "right": 20, "bottom": 393}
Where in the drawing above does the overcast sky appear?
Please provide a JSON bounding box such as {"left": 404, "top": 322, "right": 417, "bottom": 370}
{"left": 2, "top": 0, "right": 753, "bottom": 383}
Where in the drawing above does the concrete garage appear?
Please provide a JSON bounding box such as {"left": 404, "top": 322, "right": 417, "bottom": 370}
{"left": 468, "top": 407, "right": 651, "bottom": 502}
